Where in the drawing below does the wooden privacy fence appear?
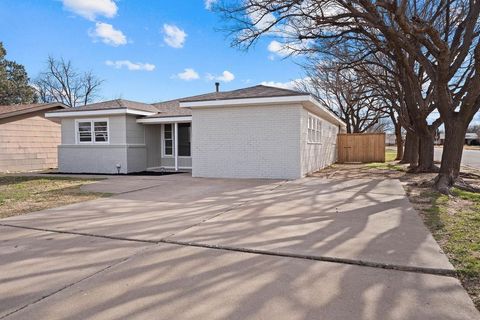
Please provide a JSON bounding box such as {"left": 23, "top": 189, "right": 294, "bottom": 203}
{"left": 337, "top": 133, "right": 385, "bottom": 163}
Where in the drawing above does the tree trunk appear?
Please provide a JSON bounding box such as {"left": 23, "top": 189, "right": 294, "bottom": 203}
{"left": 400, "top": 131, "right": 418, "bottom": 166}
{"left": 434, "top": 120, "right": 467, "bottom": 194}
{"left": 394, "top": 125, "right": 403, "bottom": 160}
{"left": 416, "top": 132, "right": 438, "bottom": 172}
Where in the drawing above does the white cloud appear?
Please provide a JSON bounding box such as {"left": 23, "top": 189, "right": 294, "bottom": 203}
{"left": 267, "top": 40, "right": 290, "bottom": 57}
{"left": 206, "top": 70, "right": 235, "bottom": 82}
{"left": 163, "top": 24, "right": 187, "bottom": 48}
{"left": 205, "top": 0, "right": 218, "bottom": 10}
{"left": 247, "top": 7, "right": 276, "bottom": 30}
{"left": 267, "top": 40, "right": 308, "bottom": 58}
{"left": 89, "top": 22, "right": 127, "bottom": 46}
{"left": 105, "top": 60, "right": 156, "bottom": 71}
{"left": 176, "top": 68, "right": 200, "bottom": 81}
{"left": 62, "top": 0, "right": 117, "bottom": 20}
{"left": 260, "top": 78, "right": 305, "bottom": 90}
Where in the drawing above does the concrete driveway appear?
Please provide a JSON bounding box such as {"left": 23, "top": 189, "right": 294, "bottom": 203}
{"left": 1, "top": 174, "right": 478, "bottom": 320}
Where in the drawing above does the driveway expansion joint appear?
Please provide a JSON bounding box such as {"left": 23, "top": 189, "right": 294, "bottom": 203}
{"left": 0, "top": 223, "right": 457, "bottom": 278}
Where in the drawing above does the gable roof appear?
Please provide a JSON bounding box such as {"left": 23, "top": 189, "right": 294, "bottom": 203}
{"left": 51, "top": 99, "right": 158, "bottom": 113}
{"left": 149, "top": 98, "right": 192, "bottom": 118}
{"left": 0, "top": 103, "right": 67, "bottom": 120}
{"left": 179, "top": 85, "right": 308, "bottom": 103}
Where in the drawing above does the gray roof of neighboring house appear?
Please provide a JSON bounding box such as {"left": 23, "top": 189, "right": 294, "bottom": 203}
{"left": 178, "top": 85, "right": 308, "bottom": 103}
{"left": 0, "top": 102, "right": 67, "bottom": 120}
{"left": 51, "top": 99, "right": 158, "bottom": 113}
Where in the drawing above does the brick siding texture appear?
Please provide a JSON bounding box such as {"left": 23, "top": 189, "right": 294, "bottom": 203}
{"left": 192, "top": 105, "right": 302, "bottom": 179}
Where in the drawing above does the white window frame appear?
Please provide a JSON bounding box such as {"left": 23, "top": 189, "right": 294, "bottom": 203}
{"left": 75, "top": 118, "right": 110, "bottom": 144}
{"left": 162, "top": 123, "right": 174, "bottom": 157}
{"left": 307, "top": 113, "right": 322, "bottom": 144}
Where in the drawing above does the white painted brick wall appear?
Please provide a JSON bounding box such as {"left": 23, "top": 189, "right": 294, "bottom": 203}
{"left": 300, "top": 108, "right": 339, "bottom": 176}
{"left": 192, "top": 104, "right": 303, "bottom": 179}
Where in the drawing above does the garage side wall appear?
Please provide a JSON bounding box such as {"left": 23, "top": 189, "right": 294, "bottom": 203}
{"left": 300, "top": 108, "right": 339, "bottom": 176}
{"left": 0, "top": 111, "right": 61, "bottom": 172}
{"left": 192, "top": 104, "right": 302, "bottom": 179}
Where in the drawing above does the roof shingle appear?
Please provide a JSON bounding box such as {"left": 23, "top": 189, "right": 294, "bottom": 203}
{"left": 51, "top": 99, "right": 158, "bottom": 113}
{"left": 178, "top": 85, "right": 308, "bottom": 103}
{"left": 0, "top": 103, "right": 67, "bottom": 119}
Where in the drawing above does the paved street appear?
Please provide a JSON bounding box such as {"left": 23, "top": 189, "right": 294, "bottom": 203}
{"left": 435, "top": 147, "right": 480, "bottom": 169}
{"left": 1, "top": 174, "right": 478, "bottom": 320}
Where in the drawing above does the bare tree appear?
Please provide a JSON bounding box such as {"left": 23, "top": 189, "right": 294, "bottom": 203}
{"left": 34, "top": 56, "right": 103, "bottom": 108}
{"left": 296, "top": 60, "right": 390, "bottom": 134}
{"left": 216, "top": 0, "right": 480, "bottom": 193}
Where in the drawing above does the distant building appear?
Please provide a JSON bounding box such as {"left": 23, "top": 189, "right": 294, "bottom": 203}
{"left": 385, "top": 133, "right": 398, "bottom": 146}
{"left": 436, "top": 133, "right": 480, "bottom": 145}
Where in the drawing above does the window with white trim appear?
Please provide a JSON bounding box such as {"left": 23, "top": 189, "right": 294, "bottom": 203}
{"left": 307, "top": 114, "right": 322, "bottom": 143}
{"left": 76, "top": 120, "right": 109, "bottom": 144}
{"left": 163, "top": 124, "right": 173, "bottom": 156}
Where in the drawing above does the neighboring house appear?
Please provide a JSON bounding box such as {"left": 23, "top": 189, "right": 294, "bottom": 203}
{"left": 0, "top": 103, "right": 67, "bottom": 172}
{"left": 436, "top": 132, "right": 480, "bottom": 146}
{"left": 46, "top": 85, "right": 346, "bottom": 179}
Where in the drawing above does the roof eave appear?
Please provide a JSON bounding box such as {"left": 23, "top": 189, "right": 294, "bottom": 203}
{"left": 137, "top": 115, "right": 192, "bottom": 124}
{"left": 179, "top": 95, "right": 311, "bottom": 108}
{"left": 304, "top": 96, "right": 347, "bottom": 128}
{"left": 0, "top": 103, "right": 68, "bottom": 120}
{"left": 178, "top": 94, "right": 347, "bottom": 128}
{"left": 46, "top": 108, "right": 157, "bottom": 118}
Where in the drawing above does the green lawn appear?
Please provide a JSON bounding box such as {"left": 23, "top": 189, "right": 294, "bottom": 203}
{"left": 0, "top": 176, "right": 110, "bottom": 219}
{"left": 365, "top": 149, "right": 404, "bottom": 171}
{"left": 385, "top": 148, "right": 397, "bottom": 162}
{"left": 422, "top": 188, "right": 480, "bottom": 309}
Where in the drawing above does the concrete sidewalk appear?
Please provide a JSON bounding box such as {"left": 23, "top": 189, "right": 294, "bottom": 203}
{"left": 1, "top": 175, "right": 478, "bottom": 319}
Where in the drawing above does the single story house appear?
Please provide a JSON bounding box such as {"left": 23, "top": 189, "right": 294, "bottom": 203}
{"left": 46, "top": 85, "right": 346, "bottom": 179}
{"left": 0, "top": 103, "right": 67, "bottom": 172}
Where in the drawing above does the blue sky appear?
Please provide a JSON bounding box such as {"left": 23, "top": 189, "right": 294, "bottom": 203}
{"left": 0, "top": 0, "right": 304, "bottom": 103}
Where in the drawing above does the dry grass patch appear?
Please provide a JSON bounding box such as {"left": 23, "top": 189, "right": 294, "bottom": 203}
{"left": 0, "top": 176, "right": 110, "bottom": 219}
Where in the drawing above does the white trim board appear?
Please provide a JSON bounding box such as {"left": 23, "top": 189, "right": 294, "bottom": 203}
{"left": 178, "top": 95, "right": 346, "bottom": 128}
{"left": 46, "top": 108, "right": 156, "bottom": 118}
{"left": 179, "top": 95, "right": 310, "bottom": 108}
{"left": 137, "top": 116, "right": 192, "bottom": 124}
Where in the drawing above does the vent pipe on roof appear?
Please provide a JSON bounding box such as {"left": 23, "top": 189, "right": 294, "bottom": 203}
{"left": 215, "top": 82, "right": 220, "bottom": 92}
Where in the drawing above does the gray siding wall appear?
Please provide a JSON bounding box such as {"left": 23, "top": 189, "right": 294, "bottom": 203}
{"left": 145, "top": 125, "right": 161, "bottom": 168}
{"left": 126, "top": 116, "right": 145, "bottom": 144}
{"left": 127, "top": 145, "right": 147, "bottom": 172}
{"left": 59, "top": 145, "right": 128, "bottom": 173}
{"left": 192, "top": 104, "right": 302, "bottom": 179}
{"left": 58, "top": 114, "right": 147, "bottom": 173}
{"left": 61, "top": 115, "right": 127, "bottom": 145}
{"left": 300, "top": 108, "right": 339, "bottom": 176}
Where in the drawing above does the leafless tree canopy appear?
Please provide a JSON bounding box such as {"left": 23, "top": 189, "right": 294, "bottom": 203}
{"left": 34, "top": 56, "right": 103, "bottom": 108}
{"left": 216, "top": 0, "right": 480, "bottom": 193}
{"left": 296, "top": 60, "right": 389, "bottom": 133}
